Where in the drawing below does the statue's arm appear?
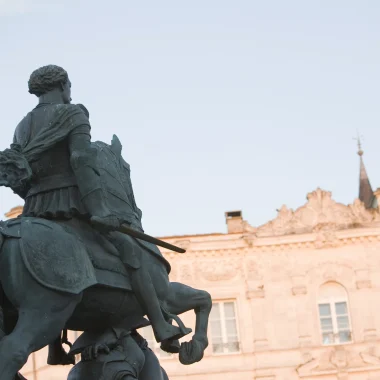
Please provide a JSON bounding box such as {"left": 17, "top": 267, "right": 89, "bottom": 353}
{"left": 68, "top": 125, "right": 115, "bottom": 222}
{"left": 68, "top": 125, "right": 91, "bottom": 153}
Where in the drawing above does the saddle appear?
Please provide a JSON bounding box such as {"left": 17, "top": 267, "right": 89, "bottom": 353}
{"left": 0, "top": 217, "right": 133, "bottom": 294}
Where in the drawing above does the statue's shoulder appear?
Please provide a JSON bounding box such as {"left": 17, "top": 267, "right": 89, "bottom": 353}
{"left": 54, "top": 103, "right": 86, "bottom": 116}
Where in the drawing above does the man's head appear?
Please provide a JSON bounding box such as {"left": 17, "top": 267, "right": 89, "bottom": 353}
{"left": 28, "top": 65, "right": 71, "bottom": 104}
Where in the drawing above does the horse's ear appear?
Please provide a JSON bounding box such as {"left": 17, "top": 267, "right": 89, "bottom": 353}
{"left": 111, "top": 135, "right": 122, "bottom": 156}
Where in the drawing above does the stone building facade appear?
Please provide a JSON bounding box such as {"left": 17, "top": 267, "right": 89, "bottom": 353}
{"left": 9, "top": 151, "right": 380, "bottom": 380}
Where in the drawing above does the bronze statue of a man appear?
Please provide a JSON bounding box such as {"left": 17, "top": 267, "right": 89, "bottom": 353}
{"left": 12, "top": 65, "right": 183, "bottom": 344}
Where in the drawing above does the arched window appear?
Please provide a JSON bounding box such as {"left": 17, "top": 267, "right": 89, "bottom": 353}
{"left": 317, "top": 282, "right": 352, "bottom": 345}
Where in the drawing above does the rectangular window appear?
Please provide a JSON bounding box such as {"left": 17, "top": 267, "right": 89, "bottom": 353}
{"left": 318, "top": 301, "right": 352, "bottom": 345}
{"left": 140, "top": 326, "right": 172, "bottom": 358}
{"left": 210, "top": 301, "right": 240, "bottom": 354}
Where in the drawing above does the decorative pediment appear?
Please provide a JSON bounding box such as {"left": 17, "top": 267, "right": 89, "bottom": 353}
{"left": 297, "top": 346, "right": 380, "bottom": 377}
{"left": 249, "top": 188, "right": 378, "bottom": 237}
{"left": 196, "top": 259, "right": 241, "bottom": 282}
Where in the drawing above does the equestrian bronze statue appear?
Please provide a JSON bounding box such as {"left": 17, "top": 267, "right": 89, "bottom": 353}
{"left": 0, "top": 65, "right": 211, "bottom": 380}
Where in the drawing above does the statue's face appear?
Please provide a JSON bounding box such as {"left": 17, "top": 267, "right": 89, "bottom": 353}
{"left": 62, "top": 79, "right": 72, "bottom": 104}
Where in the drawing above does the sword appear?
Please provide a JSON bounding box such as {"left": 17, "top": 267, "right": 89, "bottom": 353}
{"left": 118, "top": 224, "right": 186, "bottom": 254}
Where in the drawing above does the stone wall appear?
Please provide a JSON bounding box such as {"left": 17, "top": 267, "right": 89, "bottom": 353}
{"left": 18, "top": 189, "right": 380, "bottom": 379}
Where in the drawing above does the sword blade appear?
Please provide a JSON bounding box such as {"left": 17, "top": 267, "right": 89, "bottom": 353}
{"left": 118, "top": 224, "right": 186, "bottom": 254}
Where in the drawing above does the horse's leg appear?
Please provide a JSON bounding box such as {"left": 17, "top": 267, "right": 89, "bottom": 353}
{"left": 0, "top": 302, "right": 26, "bottom": 380}
{"left": 164, "top": 282, "right": 212, "bottom": 365}
{"left": 129, "top": 264, "right": 190, "bottom": 343}
{"left": 0, "top": 307, "right": 25, "bottom": 380}
{"left": 144, "top": 257, "right": 193, "bottom": 342}
{"left": 0, "top": 289, "right": 81, "bottom": 380}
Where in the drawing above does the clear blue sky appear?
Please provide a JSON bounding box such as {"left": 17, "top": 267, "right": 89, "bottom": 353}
{"left": 0, "top": 1, "right": 379, "bottom": 236}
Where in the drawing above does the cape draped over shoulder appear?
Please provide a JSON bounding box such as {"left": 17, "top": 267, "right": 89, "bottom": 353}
{"left": 22, "top": 104, "right": 89, "bottom": 162}
{"left": 0, "top": 104, "right": 89, "bottom": 198}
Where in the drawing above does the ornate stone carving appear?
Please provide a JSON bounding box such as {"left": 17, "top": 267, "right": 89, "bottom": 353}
{"left": 309, "top": 262, "right": 355, "bottom": 286}
{"left": 314, "top": 230, "right": 339, "bottom": 249}
{"left": 297, "top": 346, "right": 380, "bottom": 377}
{"left": 179, "top": 264, "right": 193, "bottom": 282}
{"left": 361, "top": 346, "right": 380, "bottom": 365}
{"left": 244, "top": 259, "right": 262, "bottom": 280}
{"left": 196, "top": 259, "right": 240, "bottom": 282}
{"left": 257, "top": 188, "right": 378, "bottom": 237}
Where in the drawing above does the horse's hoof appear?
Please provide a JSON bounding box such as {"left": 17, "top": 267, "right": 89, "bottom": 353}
{"left": 160, "top": 338, "right": 180, "bottom": 353}
{"left": 179, "top": 339, "right": 204, "bottom": 365}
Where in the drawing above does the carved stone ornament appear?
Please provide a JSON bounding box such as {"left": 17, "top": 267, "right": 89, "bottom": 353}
{"left": 197, "top": 259, "right": 240, "bottom": 281}
{"left": 244, "top": 259, "right": 262, "bottom": 280}
{"left": 255, "top": 188, "right": 379, "bottom": 237}
{"left": 314, "top": 230, "right": 339, "bottom": 249}
{"left": 179, "top": 263, "right": 193, "bottom": 282}
{"left": 308, "top": 262, "right": 355, "bottom": 287}
{"left": 297, "top": 346, "right": 380, "bottom": 377}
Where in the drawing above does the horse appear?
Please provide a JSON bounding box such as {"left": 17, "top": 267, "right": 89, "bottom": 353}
{"left": 0, "top": 216, "right": 212, "bottom": 380}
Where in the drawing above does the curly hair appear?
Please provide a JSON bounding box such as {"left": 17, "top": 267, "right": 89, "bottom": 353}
{"left": 28, "top": 65, "right": 69, "bottom": 97}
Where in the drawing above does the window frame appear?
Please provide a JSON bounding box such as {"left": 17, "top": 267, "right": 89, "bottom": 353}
{"left": 209, "top": 299, "right": 241, "bottom": 356}
{"left": 317, "top": 295, "right": 353, "bottom": 346}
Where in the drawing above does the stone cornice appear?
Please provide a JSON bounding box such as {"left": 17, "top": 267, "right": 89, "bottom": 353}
{"left": 162, "top": 227, "right": 380, "bottom": 257}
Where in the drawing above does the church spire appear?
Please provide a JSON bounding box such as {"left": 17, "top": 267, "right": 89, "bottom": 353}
{"left": 356, "top": 135, "right": 374, "bottom": 208}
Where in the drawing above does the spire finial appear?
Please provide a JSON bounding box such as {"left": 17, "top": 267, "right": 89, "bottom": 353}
{"left": 353, "top": 131, "right": 364, "bottom": 156}
{"left": 354, "top": 132, "right": 374, "bottom": 208}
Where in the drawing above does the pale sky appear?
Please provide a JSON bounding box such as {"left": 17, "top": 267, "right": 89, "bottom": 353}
{"left": 0, "top": 1, "right": 379, "bottom": 237}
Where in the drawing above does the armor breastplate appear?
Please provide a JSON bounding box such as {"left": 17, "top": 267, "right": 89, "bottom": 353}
{"left": 28, "top": 140, "right": 77, "bottom": 196}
